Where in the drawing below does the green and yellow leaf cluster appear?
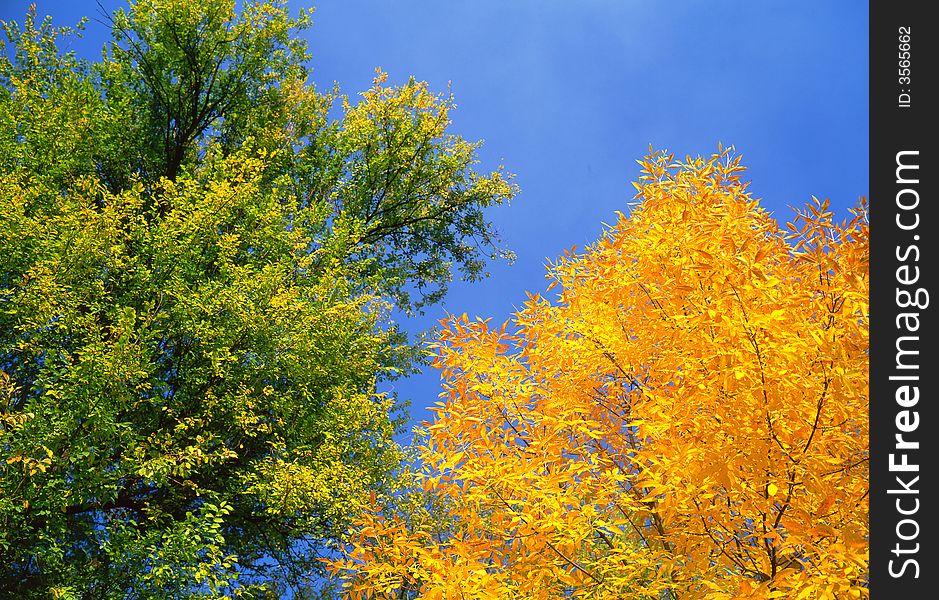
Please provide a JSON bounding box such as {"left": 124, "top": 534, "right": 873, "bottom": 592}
{"left": 1, "top": 1, "right": 514, "bottom": 596}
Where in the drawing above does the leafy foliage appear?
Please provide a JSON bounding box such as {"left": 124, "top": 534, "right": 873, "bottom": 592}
{"left": 0, "top": 1, "right": 515, "bottom": 597}
{"left": 332, "top": 148, "right": 868, "bottom": 599}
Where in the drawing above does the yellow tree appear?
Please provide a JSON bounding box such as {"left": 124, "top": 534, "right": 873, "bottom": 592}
{"left": 330, "top": 148, "right": 869, "bottom": 599}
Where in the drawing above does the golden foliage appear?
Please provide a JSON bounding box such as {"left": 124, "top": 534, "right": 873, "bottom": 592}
{"left": 331, "top": 148, "right": 868, "bottom": 599}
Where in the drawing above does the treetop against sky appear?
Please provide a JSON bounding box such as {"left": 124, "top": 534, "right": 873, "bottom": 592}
{"left": 1, "top": 1, "right": 867, "bottom": 597}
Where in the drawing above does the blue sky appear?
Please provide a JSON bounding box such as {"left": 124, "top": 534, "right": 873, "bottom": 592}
{"left": 3, "top": 0, "right": 869, "bottom": 440}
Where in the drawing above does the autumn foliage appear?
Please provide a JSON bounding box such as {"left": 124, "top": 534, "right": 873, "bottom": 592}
{"left": 331, "top": 148, "right": 869, "bottom": 599}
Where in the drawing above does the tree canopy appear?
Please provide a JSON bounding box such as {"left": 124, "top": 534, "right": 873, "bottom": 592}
{"left": 0, "top": 1, "right": 515, "bottom": 597}
{"left": 332, "top": 148, "right": 869, "bottom": 599}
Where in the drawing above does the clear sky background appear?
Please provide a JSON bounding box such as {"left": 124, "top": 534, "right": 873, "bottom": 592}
{"left": 2, "top": 0, "right": 869, "bottom": 442}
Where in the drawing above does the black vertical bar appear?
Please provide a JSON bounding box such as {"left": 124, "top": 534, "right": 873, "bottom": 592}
{"left": 870, "top": 0, "right": 935, "bottom": 596}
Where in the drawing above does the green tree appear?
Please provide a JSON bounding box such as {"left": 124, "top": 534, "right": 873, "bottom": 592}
{"left": 0, "top": 2, "right": 516, "bottom": 597}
